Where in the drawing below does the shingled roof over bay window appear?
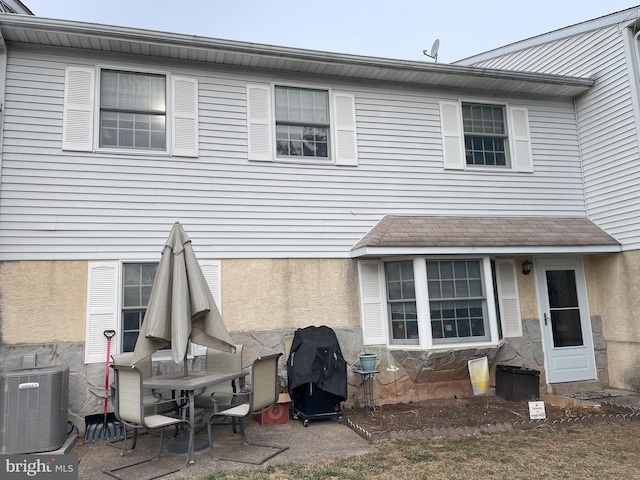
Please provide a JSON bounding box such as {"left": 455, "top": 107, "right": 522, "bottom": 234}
{"left": 350, "top": 216, "right": 621, "bottom": 257}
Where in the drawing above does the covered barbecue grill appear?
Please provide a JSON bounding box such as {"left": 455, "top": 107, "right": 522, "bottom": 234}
{"left": 286, "top": 326, "right": 347, "bottom": 426}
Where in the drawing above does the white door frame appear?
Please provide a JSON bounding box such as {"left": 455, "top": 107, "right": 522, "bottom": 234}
{"left": 535, "top": 256, "right": 597, "bottom": 384}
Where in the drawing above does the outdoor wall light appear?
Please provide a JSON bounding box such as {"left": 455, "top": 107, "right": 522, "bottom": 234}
{"left": 522, "top": 260, "right": 533, "bottom": 275}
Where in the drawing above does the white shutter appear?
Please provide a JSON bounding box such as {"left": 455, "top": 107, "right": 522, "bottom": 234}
{"left": 246, "top": 83, "right": 273, "bottom": 161}
{"left": 509, "top": 106, "right": 533, "bottom": 173}
{"left": 85, "top": 262, "right": 119, "bottom": 363}
{"left": 171, "top": 76, "right": 199, "bottom": 157}
{"left": 440, "top": 101, "right": 465, "bottom": 170}
{"left": 192, "top": 260, "right": 222, "bottom": 356}
{"left": 62, "top": 66, "right": 95, "bottom": 152}
{"left": 333, "top": 92, "right": 358, "bottom": 166}
{"left": 496, "top": 259, "right": 523, "bottom": 338}
{"left": 358, "top": 260, "right": 388, "bottom": 345}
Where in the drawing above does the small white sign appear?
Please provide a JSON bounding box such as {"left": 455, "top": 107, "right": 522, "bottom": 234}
{"left": 529, "top": 400, "right": 546, "bottom": 420}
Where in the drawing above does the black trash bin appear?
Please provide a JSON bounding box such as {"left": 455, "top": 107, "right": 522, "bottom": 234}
{"left": 495, "top": 364, "right": 540, "bottom": 401}
{"left": 287, "top": 326, "right": 346, "bottom": 426}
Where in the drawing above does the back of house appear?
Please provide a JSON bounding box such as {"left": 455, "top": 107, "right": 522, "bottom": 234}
{"left": 0, "top": 5, "right": 635, "bottom": 436}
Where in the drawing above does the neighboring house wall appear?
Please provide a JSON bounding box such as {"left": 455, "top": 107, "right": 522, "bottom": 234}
{"left": 585, "top": 251, "right": 640, "bottom": 391}
{"left": 457, "top": 11, "right": 640, "bottom": 391}
{"left": 459, "top": 24, "right": 640, "bottom": 250}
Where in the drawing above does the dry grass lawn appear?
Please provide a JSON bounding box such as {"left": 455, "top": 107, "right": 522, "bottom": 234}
{"left": 197, "top": 421, "right": 640, "bottom": 480}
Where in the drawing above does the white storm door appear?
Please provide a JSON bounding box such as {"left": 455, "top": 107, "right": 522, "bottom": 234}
{"left": 535, "top": 257, "right": 596, "bottom": 383}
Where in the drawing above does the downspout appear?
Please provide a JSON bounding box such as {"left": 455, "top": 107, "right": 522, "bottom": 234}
{"left": 0, "top": 29, "right": 5, "bottom": 346}
{"left": 0, "top": 29, "right": 5, "bottom": 204}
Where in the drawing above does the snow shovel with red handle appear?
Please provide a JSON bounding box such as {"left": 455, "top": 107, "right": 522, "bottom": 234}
{"left": 84, "top": 329, "right": 125, "bottom": 443}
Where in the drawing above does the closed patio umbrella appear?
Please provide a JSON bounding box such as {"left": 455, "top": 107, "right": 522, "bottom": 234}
{"left": 132, "top": 222, "right": 235, "bottom": 373}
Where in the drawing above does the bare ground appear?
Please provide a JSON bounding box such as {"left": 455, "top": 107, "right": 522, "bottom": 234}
{"left": 341, "top": 395, "right": 620, "bottom": 433}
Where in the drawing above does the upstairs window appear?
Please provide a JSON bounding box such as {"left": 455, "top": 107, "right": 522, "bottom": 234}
{"left": 246, "top": 83, "right": 357, "bottom": 166}
{"left": 100, "top": 70, "right": 167, "bottom": 151}
{"left": 439, "top": 100, "right": 532, "bottom": 173}
{"left": 275, "top": 86, "right": 329, "bottom": 159}
{"left": 63, "top": 65, "right": 199, "bottom": 157}
{"left": 462, "top": 103, "right": 508, "bottom": 167}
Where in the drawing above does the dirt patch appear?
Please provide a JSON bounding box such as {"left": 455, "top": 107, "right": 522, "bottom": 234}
{"left": 342, "top": 395, "right": 619, "bottom": 433}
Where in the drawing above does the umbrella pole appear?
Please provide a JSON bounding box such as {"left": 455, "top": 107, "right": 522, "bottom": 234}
{"left": 184, "top": 351, "right": 188, "bottom": 377}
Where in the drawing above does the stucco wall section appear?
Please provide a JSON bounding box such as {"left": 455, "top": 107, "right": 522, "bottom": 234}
{"left": 1, "top": 260, "right": 87, "bottom": 344}
{"left": 515, "top": 256, "right": 538, "bottom": 319}
{"left": 585, "top": 251, "right": 640, "bottom": 390}
{"left": 221, "top": 258, "right": 361, "bottom": 332}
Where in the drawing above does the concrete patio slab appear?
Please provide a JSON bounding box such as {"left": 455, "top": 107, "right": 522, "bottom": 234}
{"left": 73, "top": 416, "right": 373, "bottom": 480}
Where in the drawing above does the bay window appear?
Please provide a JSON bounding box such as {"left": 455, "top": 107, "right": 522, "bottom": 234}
{"left": 426, "top": 260, "right": 489, "bottom": 343}
{"left": 385, "top": 261, "right": 419, "bottom": 345}
{"left": 357, "top": 256, "right": 520, "bottom": 349}
{"left": 386, "top": 258, "right": 490, "bottom": 346}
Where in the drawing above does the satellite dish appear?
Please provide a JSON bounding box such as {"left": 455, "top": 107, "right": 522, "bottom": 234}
{"left": 423, "top": 39, "right": 440, "bottom": 62}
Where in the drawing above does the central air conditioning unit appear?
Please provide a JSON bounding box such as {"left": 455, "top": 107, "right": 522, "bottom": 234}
{"left": 0, "top": 365, "right": 70, "bottom": 454}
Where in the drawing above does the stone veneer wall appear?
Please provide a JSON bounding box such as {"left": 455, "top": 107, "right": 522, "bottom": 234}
{"left": 0, "top": 321, "right": 607, "bottom": 433}
{"left": 590, "top": 315, "right": 609, "bottom": 387}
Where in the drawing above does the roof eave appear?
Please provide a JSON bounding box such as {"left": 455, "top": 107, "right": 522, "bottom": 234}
{"left": 350, "top": 244, "right": 622, "bottom": 258}
{"left": 0, "top": 15, "right": 594, "bottom": 97}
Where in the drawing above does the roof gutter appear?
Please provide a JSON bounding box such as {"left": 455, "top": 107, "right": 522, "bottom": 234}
{"left": 350, "top": 244, "right": 622, "bottom": 258}
{"left": 0, "top": 15, "right": 594, "bottom": 92}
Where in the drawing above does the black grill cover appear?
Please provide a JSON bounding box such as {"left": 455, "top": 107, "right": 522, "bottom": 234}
{"left": 287, "top": 325, "right": 347, "bottom": 400}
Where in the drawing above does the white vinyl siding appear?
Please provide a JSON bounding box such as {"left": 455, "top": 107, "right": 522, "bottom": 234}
{"left": 1, "top": 48, "right": 587, "bottom": 261}
{"left": 461, "top": 25, "right": 640, "bottom": 249}
{"left": 85, "top": 259, "right": 222, "bottom": 362}
{"left": 62, "top": 66, "right": 198, "bottom": 157}
{"left": 440, "top": 100, "right": 533, "bottom": 173}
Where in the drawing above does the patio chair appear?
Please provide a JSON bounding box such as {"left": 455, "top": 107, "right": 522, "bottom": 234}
{"left": 195, "top": 344, "right": 244, "bottom": 433}
{"left": 103, "top": 363, "right": 192, "bottom": 480}
{"left": 194, "top": 344, "right": 244, "bottom": 410}
{"left": 109, "top": 353, "right": 182, "bottom": 451}
{"left": 206, "top": 353, "right": 289, "bottom": 464}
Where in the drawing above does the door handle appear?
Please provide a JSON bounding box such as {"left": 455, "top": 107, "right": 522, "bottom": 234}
{"left": 544, "top": 313, "right": 550, "bottom": 326}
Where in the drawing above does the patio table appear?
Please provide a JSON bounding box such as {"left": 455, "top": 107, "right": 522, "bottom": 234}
{"left": 144, "top": 369, "right": 248, "bottom": 464}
